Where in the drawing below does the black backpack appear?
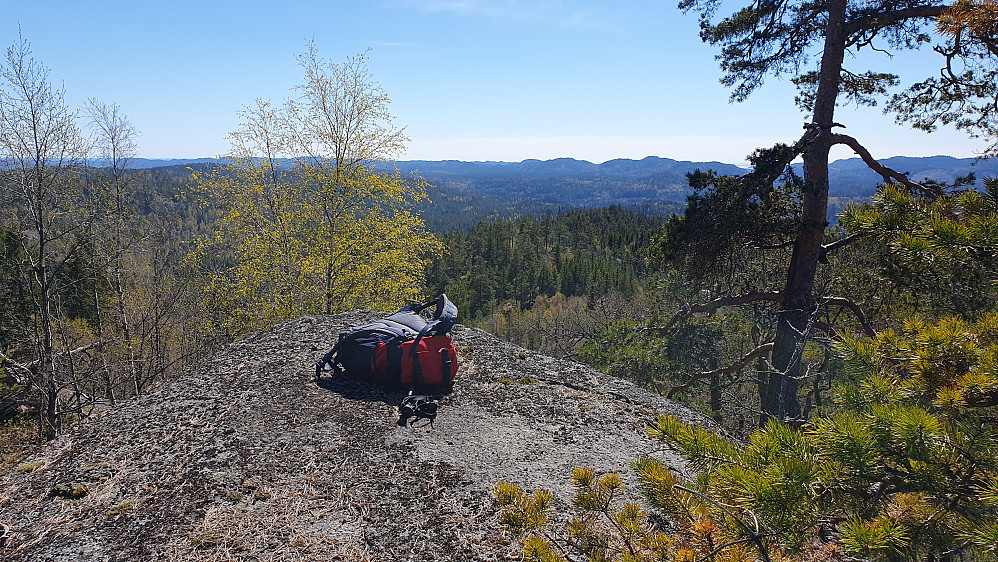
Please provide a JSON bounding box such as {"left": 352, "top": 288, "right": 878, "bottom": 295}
{"left": 315, "top": 295, "right": 459, "bottom": 425}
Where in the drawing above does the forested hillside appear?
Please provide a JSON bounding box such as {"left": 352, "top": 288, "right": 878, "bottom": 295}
{"left": 487, "top": 0, "right": 998, "bottom": 559}
{"left": 0, "top": 44, "right": 441, "bottom": 447}
{"left": 421, "top": 207, "right": 666, "bottom": 357}
{"left": 426, "top": 206, "right": 663, "bottom": 319}
{"left": 0, "top": 41, "right": 671, "bottom": 453}
{"left": 130, "top": 154, "right": 998, "bottom": 218}
{"left": 397, "top": 156, "right": 747, "bottom": 207}
{"left": 4, "top": 14, "right": 998, "bottom": 561}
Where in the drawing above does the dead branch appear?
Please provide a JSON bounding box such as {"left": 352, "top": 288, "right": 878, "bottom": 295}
{"left": 50, "top": 343, "right": 99, "bottom": 367}
{"left": 644, "top": 292, "right": 874, "bottom": 338}
{"left": 667, "top": 342, "right": 775, "bottom": 398}
{"left": 0, "top": 343, "right": 98, "bottom": 385}
{"left": 811, "top": 321, "right": 836, "bottom": 337}
{"left": 963, "top": 388, "right": 998, "bottom": 408}
{"left": 820, "top": 296, "right": 876, "bottom": 337}
{"left": 831, "top": 133, "right": 944, "bottom": 198}
{"left": 819, "top": 233, "right": 863, "bottom": 262}
{"left": 673, "top": 484, "right": 771, "bottom": 562}
{"left": 0, "top": 350, "right": 33, "bottom": 384}
{"left": 642, "top": 292, "right": 783, "bottom": 335}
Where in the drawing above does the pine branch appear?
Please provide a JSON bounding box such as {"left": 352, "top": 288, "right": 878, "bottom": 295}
{"left": 642, "top": 293, "right": 783, "bottom": 335}
{"left": 843, "top": 5, "right": 949, "bottom": 37}
{"left": 819, "top": 296, "right": 876, "bottom": 337}
{"left": 830, "top": 133, "right": 944, "bottom": 198}
{"left": 696, "top": 537, "right": 757, "bottom": 562}
{"left": 673, "top": 485, "right": 771, "bottom": 562}
{"left": 668, "top": 343, "right": 775, "bottom": 398}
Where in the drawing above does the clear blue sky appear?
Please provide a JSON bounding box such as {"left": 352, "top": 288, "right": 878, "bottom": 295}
{"left": 7, "top": 0, "right": 986, "bottom": 164}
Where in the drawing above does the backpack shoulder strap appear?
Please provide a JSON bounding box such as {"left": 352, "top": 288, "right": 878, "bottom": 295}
{"left": 431, "top": 293, "right": 458, "bottom": 334}
{"left": 406, "top": 294, "right": 458, "bottom": 354}
{"left": 412, "top": 294, "right": 456, "bottom": 333}
{"left": 391, "top": 294, "right": 458, "bottom": 336}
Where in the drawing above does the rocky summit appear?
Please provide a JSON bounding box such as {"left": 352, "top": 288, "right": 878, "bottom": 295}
{"left": 0, "top": 312, "right": 713, "bottom": 561}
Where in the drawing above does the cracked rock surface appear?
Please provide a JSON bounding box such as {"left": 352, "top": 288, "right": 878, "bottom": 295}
{"left": 0, "top": 312, "right": 715, "bottom": 561}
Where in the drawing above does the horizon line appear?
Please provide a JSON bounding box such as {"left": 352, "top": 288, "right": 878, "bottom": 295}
{"left": 128, "top": 153, "right": 973, "bottom": 167}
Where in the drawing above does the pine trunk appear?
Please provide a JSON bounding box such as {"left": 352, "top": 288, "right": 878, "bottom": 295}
{"left": 763, "top": 0, "right": 846, "bottom": 424}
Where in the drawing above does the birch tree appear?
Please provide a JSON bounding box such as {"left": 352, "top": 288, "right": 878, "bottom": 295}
{"left": 191, "top": 45, "right": 440, "bottom": 335}
{"left": 0, "top": 35, "right": 88, "bottom": 437}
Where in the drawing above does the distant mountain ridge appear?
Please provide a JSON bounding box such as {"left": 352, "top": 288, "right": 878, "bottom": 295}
{"left": 120, "top": 157, "right": 221, "bottom": 168}
{"left": 821, "top": 155, "right": 998, "bottom": 197}
{"left": 127, "top": 155, "right": 998, "bottom": 217}
{"left": 392, "top": 155, "right": 747, "bottom": 179}
{"left": 126, "top": 155, "right": 747, "bottom": 177}
{"left": 129, "top": 154, "right": 998, "bottom": 189}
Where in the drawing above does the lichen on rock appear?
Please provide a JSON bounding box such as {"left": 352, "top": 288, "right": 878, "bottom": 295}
{"left": 0, "top": 312, "right": 713, "bottom": 561}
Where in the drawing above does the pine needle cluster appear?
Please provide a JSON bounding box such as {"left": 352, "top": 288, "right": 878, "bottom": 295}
{"left": 839, "top": 180, "right": 998, "bottom": 316}
{"left": 495, "top": 314, "right": 998, "bottom": 561}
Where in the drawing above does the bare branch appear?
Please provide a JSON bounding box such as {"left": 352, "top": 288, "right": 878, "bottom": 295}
{"left": 830, "top": 133, "right": 944, "bottom": 198}
{"left": 645, "top": 291, "right": 873, "bottom": 338}
{"left": 696, "top": 538, "right": 758, "bottom": 562}
{"left": 1, "top": 343, "right": 98, "bottom": 375}
{"left": 673, "top": 485, "right": 772, "bottom": 562}
{"left": 668, "top": 343, "right": 775, "bottom": 398}
{"left": 819, "top": 296, "right": 876, "bottom": 337}
{"left": 819, "top": 232, "right": 863, "bottom": 262}
{"left": 963, "top": 388, "right": 998, "bottom": 408}
{"left": 811, "top": 320, "right": 836, "bottom": 337}
{"left": 642, "top": 292, "right": 783, "bottom": 335}
{"left": 0, "top": 349, "right": 33, "bottom": 384}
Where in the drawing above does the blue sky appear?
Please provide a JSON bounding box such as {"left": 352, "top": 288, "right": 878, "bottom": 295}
{"left": 6, "top": 0, "right": 986, "bottom": 164}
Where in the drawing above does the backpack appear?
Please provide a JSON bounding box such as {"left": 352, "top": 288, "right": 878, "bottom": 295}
{"left": 315, "top": 295, "right": 459, "bottom": 425}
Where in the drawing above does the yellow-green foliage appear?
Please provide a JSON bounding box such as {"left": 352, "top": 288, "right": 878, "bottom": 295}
{"left": 647, "top": 316, "right": 998, "bottom": 561}
{"left": 493, "top": 481, "right": 555, "bottom": 536}
{"left": 495, "top": 468, "right": 681, "bottom": 562}
{"left": 49, "top": 484, "right": 89, "bottom": 499}
{"left": 186, "top": 45, "right": 442, "bottom": 336}
{"left": 108, "top": 501, "right": 133, "bottom": 516}
{"left": 841, "top": 183, "right": 998, "bottom": 265}
{"left": 190, "top": 532, "right": 219, "bottom": 550}
{"left": 498, "top": 315, "right": 998, "bottom": 561}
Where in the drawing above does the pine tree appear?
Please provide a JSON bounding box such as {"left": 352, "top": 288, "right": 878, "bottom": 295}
{"left": 666, "top": 0, "right": 998, "bottom": 423}
{"left": 497, "top": 313, "right": 998, "bottom": 560}
{"left": 839, "top": 180, "right": 998, "bottom": 318}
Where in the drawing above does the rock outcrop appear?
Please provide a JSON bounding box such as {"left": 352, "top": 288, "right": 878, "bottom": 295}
{"left": 0, "top": 313, "right": 714, "bottom": 561}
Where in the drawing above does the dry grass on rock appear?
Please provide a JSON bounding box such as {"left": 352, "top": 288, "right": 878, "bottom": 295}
{"left": 0, "top": 312, "right": 712, "bottom": 561}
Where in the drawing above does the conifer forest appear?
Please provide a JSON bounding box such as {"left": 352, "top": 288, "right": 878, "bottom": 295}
{"left": 4, "top": 1, "right": 998, "bottom": 559}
